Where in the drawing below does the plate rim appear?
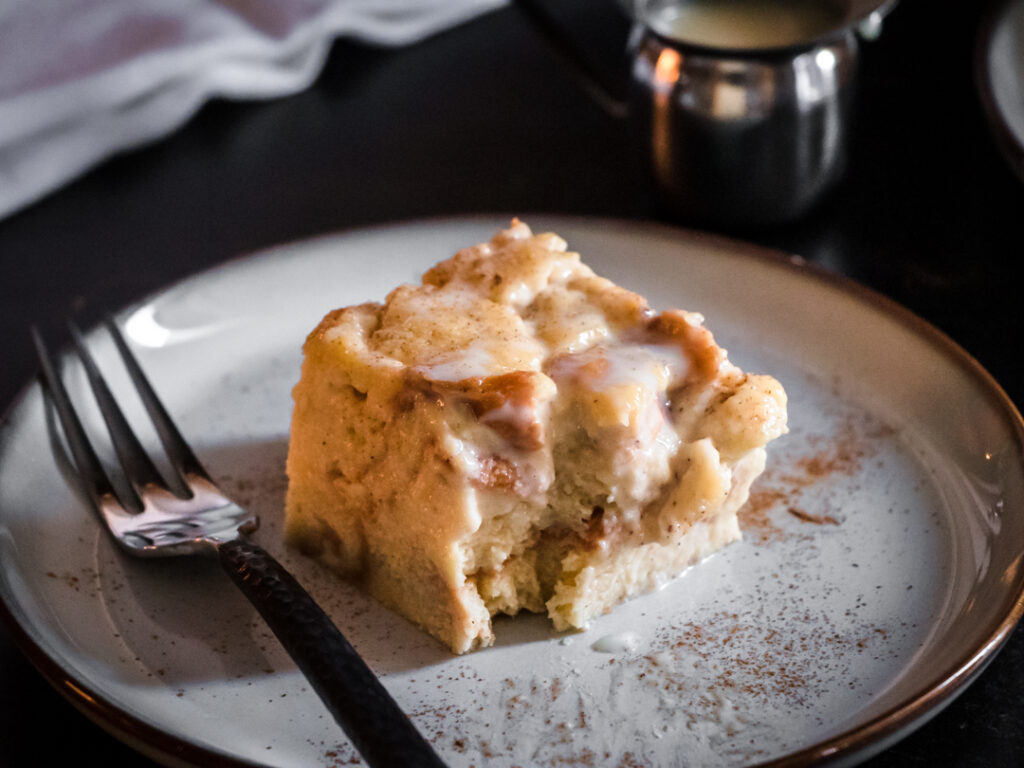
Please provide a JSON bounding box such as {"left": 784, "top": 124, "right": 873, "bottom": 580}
{"left": 976, "top": 0, "right": 1024, "bottom": 184}
{"left": 2, "top": 213, "right": 1024, "bottom": 768}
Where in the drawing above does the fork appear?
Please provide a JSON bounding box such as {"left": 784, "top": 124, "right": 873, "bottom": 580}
{"left": 31, "top": 317, "right": 447, "bottom": 768}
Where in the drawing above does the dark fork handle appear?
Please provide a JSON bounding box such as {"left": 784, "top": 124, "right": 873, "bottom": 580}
{"left": 218, "top": 539, "right": 446, "bottom": 767}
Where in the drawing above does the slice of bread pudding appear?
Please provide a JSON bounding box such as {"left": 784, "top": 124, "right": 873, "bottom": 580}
{"left": 284, "top": 220, "right": 787, "bottom": 653}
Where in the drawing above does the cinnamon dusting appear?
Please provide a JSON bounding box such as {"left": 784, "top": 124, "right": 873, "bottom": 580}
{"left": 786, "top": 507, "right": 839, "bottom": 525}
{"left": 740, "top": 410, "right": 893, "bottom": 544}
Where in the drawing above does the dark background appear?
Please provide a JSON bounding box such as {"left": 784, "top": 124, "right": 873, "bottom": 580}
{"left": 1, "top": 0, "right": 1022, "bottom": 764}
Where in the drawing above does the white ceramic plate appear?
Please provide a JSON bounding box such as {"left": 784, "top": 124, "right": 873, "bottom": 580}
{"left": 978, "top": 0, "right": 1024, "bottom": 182}
{"left": 2, "top": 216, "right": 1023, "bottom": 767}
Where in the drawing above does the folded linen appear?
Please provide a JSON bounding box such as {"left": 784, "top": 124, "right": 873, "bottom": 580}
{"left": 0, "top": 0, "right": 504, "bottom": 220}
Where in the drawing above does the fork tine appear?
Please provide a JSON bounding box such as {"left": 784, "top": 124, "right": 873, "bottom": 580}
{"left": 102, "top": 314, "right": 210, "bottom": 488}
{"left": 67, "top": 320, "right": 168, "bottom": 512}
{"left": 31, "top": 326, "right": 119, "bottom": 509}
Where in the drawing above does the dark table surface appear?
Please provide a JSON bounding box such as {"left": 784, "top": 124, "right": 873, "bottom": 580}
{"left": 2, "top": 0, "right": 1023, "bottom": 765}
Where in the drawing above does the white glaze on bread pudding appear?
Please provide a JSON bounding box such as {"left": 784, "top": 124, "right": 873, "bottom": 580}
{"left": 284, "top": 220, "right": 787, "bottom": 653}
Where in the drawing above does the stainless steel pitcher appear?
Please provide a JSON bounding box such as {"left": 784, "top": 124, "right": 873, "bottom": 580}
{"left": 516, "top": 0, "right": 897, "bottom": 228}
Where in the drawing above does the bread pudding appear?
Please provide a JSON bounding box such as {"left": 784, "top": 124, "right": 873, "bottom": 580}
{"left": 284, "top": 220, "right": 787, "bottom": 653}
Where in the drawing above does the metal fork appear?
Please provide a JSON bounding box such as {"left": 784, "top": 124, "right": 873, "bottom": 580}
{"left": 32, "top": 317, "right": 446, "bottom": 768}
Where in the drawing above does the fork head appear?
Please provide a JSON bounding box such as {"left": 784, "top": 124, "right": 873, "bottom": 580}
{"left": 32, "top": 317, "right": 258, "bottom": 558}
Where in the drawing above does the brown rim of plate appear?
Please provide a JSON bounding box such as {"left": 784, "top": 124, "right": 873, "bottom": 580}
{"left": 975, "top": 0, "right": 1024, "bottom": 184}
{"left": 0, "top": 594, "right": 259, "bottom": 768}
{"left": 1, "top": 214, "right": 1023, "bottom": 767}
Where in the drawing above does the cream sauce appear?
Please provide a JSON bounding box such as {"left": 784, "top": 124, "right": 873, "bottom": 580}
{"left": 648, "top": 0, "right": 846, "bottom": 50}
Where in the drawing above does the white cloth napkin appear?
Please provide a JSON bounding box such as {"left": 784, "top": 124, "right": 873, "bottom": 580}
{"left": 0, "top": 0, "right": 504, "bottom": 220}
